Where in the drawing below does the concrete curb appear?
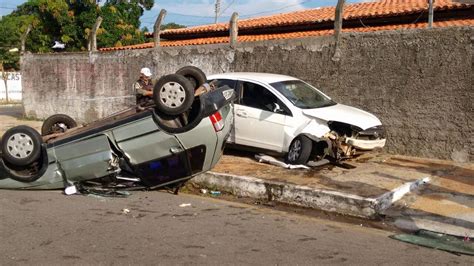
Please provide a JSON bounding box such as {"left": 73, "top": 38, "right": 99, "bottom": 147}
{"left": 193, "top": 172, "right": 432, "bottom": 219}
{"left": 193, "top": 172, "right": 379, "bottom": 218}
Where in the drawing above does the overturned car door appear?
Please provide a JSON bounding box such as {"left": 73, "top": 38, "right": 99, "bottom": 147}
{"left": 112, "top": 115, "right": 187, "bottom": 187}
{"left": 53, "top": 135, "right": 116, "bottom": 182}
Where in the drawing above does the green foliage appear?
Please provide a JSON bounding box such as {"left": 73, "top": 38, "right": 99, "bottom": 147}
{"left": 161, "top": 22, "right": 186, "bottom": 30}
{"left": 0, "top": 15, "right": 34, "bottom": 69}
{"left": 0, "top": 0, "right": 155, "bottom": 69}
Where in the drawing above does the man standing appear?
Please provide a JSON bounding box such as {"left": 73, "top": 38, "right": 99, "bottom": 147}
{"left": 134, "top": 67, "right": 154, "bottom": 107}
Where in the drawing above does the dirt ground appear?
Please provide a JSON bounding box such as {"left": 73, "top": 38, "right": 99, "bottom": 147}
{"left": 0, "top": 105, "right": 42, "bottom": 138}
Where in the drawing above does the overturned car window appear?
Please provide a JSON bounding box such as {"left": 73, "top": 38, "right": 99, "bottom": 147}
{"left": 270, "top": 80, "right": 336, "bottom": 109}
{"left": 135, "top": 153, "right": 190, "bottom": 187}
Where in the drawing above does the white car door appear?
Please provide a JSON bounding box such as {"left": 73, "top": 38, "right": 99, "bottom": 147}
{"left": 233, "top": 81, "right": 290, "bottom": 152}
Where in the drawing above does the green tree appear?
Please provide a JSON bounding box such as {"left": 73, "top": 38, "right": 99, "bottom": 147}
{"left": 0, "top": 15, "right": 34, "bottom": 69}
{"left": 0, "top": 0, "right": 155, "bottom": 69}
{"left": 161, "top": 22, "right": 186, "bottom": 30}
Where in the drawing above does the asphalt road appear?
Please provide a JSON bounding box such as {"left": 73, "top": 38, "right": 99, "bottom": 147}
{"left": 0, "top": 190, "right": 471, "bottom": 265}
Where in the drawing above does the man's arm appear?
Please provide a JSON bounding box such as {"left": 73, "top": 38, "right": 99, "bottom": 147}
{"left": 134, "top": 82, "right": 153, "bottom": 96}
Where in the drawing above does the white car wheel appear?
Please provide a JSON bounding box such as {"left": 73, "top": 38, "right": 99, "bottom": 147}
{"left": 160, "top": 82, "right": 187, "bottom": 108}
{"left": 153, "top": 74, "right": 194, "bottom": 116}
{"left": 6, "top": 133, "right": 34, "bottom": 159}
{"left": 1, "top": 125, "right": 43, "bottom": 166}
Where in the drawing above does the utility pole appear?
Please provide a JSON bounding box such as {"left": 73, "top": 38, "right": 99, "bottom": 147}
{"left": 214, "top": 0, "right": 221, "bottom": 24}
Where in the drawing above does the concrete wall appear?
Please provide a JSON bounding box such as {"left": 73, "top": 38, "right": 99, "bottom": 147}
{"left": 21, "top": 27, "right": 473, "bottom": 162}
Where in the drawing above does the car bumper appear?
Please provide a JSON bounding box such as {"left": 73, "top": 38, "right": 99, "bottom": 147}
{"left": 345, "top": 137, "right": 386, "bottom": 150}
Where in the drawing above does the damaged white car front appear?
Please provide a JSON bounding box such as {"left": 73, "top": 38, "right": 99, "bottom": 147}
{"left": 270, "top": 78, "right": 387, "bottom": 163}
{"left": 299, "top": 107, "right": 387, "bottom": 161}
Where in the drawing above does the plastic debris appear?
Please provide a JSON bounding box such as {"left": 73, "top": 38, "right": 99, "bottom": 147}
{"left": 122, "top": 208, "right": 131, "bottom": 214}
{"left": 307, "top": 159, "right": 330, "bottom": 167}
{"left": 179, "top": 203, "right": 191, "bottom": 207}
{"left": 255, "top": 154, "right": 310, "bottom": 169}
{"left": 64, "top": 185, "right": 78, "bottom": 195}
{"left": 210, "top": 191, "right": 221, "bottom": 196}
{"left": 200, "top": 189, "right": 208, "bottom": 194}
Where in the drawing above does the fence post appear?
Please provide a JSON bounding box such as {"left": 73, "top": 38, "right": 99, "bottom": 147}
{"left": 0, "top": 62, "right": 8, "bottom": 103}
{"left": 332, "top": 0, "right": 345, "bottom": 61}
{"left": 154, "top": 9, "right": 167, "bottom": 47}
{"left": 229, "top": 12, "right": 239, "bottom": 48}
{"left": 20, "top": 24, "right": 32, "bottom": 55}
{"left": 88, "top": 16, "right": 103, "bottom": 52}
{"left": 428, "top": 0, "right": 434, "bottom": 28}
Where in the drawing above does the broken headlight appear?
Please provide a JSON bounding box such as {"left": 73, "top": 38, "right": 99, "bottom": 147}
{"left": 355, "top": 125, "right": 386, "bottom": 140}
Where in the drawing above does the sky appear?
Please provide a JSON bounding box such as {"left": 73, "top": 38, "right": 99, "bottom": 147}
{"left": 0, "top": 0, "right": 367, "bottom": 29}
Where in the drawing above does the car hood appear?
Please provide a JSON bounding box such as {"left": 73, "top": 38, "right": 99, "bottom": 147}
{"left": 302, "top": 104, "right": 381, "bottom": 130}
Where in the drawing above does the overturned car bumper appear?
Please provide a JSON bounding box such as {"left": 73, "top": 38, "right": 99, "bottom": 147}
{"left": 345, "top": 137, "right": 386, "bottom": 150}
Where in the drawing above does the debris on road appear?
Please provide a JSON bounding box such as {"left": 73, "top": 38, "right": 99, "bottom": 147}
{"left": 179, "top": 203, "right": 192, "bottom": 207}
{"left": 390, "top": 230, "right": 474, "bottom": 256}
{"left": 122, "top": 208, "right": 131, "bottom": 214}
{"left": 210, "top": 191, "right": 221, "bottom": 196}
{"left": 64, "top": 185, "right": 78, "bottom": 195}
{"left": 200, "top": 189, "right": 208, "bottom": 194}
{"left": 307, "top": 159, "right": 330, "bottom": 167}
{"left": 255, "top": 154, "right": 309, "bottom": 169}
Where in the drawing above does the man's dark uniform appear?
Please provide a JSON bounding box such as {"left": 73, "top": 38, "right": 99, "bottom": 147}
{"left": 134, "top": 78, "right": 154, "bottom": 107}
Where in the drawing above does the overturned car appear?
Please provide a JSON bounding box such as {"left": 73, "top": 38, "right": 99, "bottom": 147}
{"left": 0, "top": 67, "right": 235, "bottom": 190}
{"left": 208, "top": 72, "right": 386, "bottom": 164}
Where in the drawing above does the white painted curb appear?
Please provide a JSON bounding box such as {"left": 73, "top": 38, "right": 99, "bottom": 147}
{"left": 193, "top": 172, "right": 430, "bottom": 219}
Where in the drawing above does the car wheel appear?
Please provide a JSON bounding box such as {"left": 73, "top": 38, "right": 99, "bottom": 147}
{"left": 41, "top": 114, "right": 78, "bottom": 136}
{"left": 175, "top": 66, "right": 206, "bottom": 90}
{"left": 286, "top": 135, "right": 312, "bottom": 164}
{"left": 1, "top": 125, "right": 43, "bottom": 166}
{"left": 153, "top": 74, "right": 194, "bottom": 116}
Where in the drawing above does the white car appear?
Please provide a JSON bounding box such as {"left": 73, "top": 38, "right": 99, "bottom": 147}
{"left": 207, "top": 73, "right": 386, "bottom": 164}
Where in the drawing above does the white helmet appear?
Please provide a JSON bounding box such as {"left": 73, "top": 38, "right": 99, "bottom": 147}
{"left": 140, "top": 67, "right": 152, "bottom": 77}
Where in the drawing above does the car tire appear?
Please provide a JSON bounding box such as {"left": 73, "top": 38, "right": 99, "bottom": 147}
{"left": 286, "top": 135, "right": 312, "bottom": 165}
{"left": 41, "top": 114, "right": 78, "bottom": 136}
{"left": 1, "top": 125, "right": 43, "bottom": 166}
{"left": 153, "top": 74, "right": 194, "bottom": 116}
{"left": 175, "top": 66, "right": 206, "bottom": 90}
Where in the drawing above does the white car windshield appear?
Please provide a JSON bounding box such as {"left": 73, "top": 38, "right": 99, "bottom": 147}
{"left": 270, "top": 80, "right": 337, "bottom": 109}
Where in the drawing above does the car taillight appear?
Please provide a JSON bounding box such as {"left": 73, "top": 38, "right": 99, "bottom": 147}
{"left": 209, "top": 111, "right": 224, "bottom": 132}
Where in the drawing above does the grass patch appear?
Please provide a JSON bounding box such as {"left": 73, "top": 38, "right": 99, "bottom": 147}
{"left": 18, "top": 115, "right": 43, "bottom": 122}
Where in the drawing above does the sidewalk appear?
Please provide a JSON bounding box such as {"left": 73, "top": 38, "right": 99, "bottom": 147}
{"left": 193, "top": 151, "right": 474, "bottom": 237}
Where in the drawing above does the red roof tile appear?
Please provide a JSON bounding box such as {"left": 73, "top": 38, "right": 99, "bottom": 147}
{"left": 155, "top": 0, "right": 471, "bottom": 37}
{"left": 99, "top": 18, "right": 474, "bottom": 51}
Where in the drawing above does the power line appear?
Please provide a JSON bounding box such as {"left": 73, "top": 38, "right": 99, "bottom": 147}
{"left": 214, "top": 0, "right": 221, "bottom": 24}
{"left": 141, "top": 0, "right": 316, "bottom": 24}
{"left": 240, "top": 0, "right": 314, "bottom": 18}
{"left": 219, "top": 0, "right": 235, "bottom": 16}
